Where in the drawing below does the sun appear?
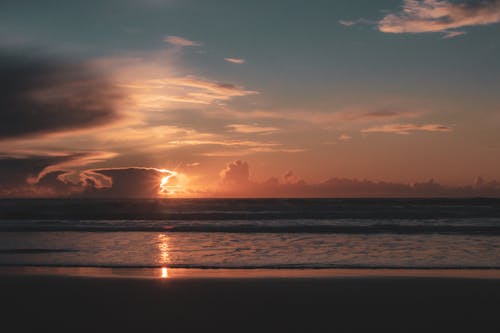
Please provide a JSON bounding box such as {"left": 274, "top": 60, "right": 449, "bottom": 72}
{"left": 157, "top": 169, "right": 184, "bottom": 195}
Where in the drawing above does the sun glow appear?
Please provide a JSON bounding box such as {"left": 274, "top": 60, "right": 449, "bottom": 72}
{"left": 158, "top": 169, "right": 184, "bottom": 195}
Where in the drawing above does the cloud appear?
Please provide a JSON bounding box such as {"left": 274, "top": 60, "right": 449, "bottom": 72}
{"left": 380, "top": 0, "right": 500, "bottom": 37}
{"left": 227, "top": 124, "right": 279, "bottom": 134}
{"left": 82, "top": 167, "right": 182, "bottom": 198}
{"left": 338, "top": 134, "right": 352, "bottom": 141}
{"left": 361, "top": 123, "right": 452, "bottom": 135}
{"left": 28, "top": 152, "right": 118, "bottom": 185}
{"left": 361, "top": 110, "right": 404, "bottom": 118}
{"left": 215, "top": 161, "right": 500, "bottom": 198}
{"left": 2, "top": 156, "right": 500, "bottom": 198}
{"left": 283, "top": 171, "right": 304, "bottom": 185}
{"left": 164, "top": 35, "right": 201, "bottom": 47}
{"left": 339, "top": 20, "right": 357, "bottom": 27}
{"left": 0, "top": 51, "right": 123, "bottom": 140}
{"left": 339, "top": 18, "right": 375, "bottom": 26}
{"left": 125, "top": 74, "right": 258, "bottom": 109}
{"left": 224, "top": 57, "right": 246, "bottom": 64}
{"left": 0, "top": 154, "right": 90, "bottom": 197}
{"left": 167, "top": 77, "right": 257, "bottom": 99}
{"left": 219, "top": 160, "right": 250, "bottom": 185}
{"left": 341, "top": 0, "right": 500, "bottom": 38}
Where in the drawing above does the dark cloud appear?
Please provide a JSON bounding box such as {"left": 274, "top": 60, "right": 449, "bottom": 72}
{"left": 82, "top": 168, "right": 168, "bottom": 198}
{"left": 0, "top": 155, "right": 82, "bottom": 197}
{"left": 0, "top": 50, "right": 123, "bottom": 139}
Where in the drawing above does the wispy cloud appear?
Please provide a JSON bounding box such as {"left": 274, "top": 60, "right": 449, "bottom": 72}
{"left": 361, "top": 123, "right": 452, "bottom": 135}
{"left": 200, "top": 147, "right": 305, "bottom": 157}
{"left": 341, "top": 0, "right": 500, "bottom": 38}
{"left": 112, "top": 53, "right": 258, "bottom": 109}
{"left": 167, "top": 77, "right": 257, "bottom": 98}
{"left": 227, "top": 124, "right": 279, "bottom": 134}
{"left": 224, "top": 57, "right": 246, "bottom": 64}
{"left": 164, "top": 35, "right": 201, "bottom": 47}
{"left": 338, "top": 134, "right": 352, "bottom": 141}
{"left": 339, "top": 18, "right": 375, "bottom": 27}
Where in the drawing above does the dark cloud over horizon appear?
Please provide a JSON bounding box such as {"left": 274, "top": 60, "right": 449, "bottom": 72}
{"left": 0, "top": 154, "right": 82, "bottom": 197}
{"left": 82, "top": 168, "right": 169, "bottom": 198}
{"left": 216, "top": 161, "right": 500, "bottom": 198}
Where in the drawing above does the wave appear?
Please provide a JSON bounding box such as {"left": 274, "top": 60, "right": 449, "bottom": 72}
{"left": 0, "top": 249, "right": 78, "bottom": 254}
{"left": 1, "top": 222, "right": 500, "bottom": 235}
{"left": 2, "top": 198, "right": 500, "bottom": 220}
{"left": 1, "top": 263, "right": 500, "bottom": 269}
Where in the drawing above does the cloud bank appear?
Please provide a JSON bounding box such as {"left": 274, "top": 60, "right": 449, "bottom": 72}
{"left": 1, "top": 157, "right": 499, "bottom": 198}
{"left": 216, "top": 161, "right": 500, "bottom": 198}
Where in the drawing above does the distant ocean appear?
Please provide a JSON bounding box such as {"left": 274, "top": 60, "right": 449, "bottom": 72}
{"left": 1, "top": 198, "right": 500, "bottom": 269}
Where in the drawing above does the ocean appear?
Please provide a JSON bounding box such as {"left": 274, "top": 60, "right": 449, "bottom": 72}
{"left": 1, "top": 198, "right": 500, "bottom": 269}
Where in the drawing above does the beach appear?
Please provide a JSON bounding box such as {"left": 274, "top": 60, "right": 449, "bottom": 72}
{"left": 2, "top": 268, "right": 500, "bottom": 333}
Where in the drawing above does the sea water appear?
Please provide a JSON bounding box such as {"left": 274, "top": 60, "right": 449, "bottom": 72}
{"left": 0, "top": 198, "right": 499, "bottom": 268}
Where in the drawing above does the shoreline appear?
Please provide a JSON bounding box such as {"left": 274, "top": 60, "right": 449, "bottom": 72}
{"left": 2, "top": 265, "right": 500, "bottom": 279}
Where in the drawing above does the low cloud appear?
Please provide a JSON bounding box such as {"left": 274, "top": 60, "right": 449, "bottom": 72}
{"left": 2, "top": 157, "right": 500, "bottom": 198}
{"left": 164, "top": 35, "right": 201, "bottom": 47}
{"left": 82, "top": 167, "right": 181, "bottom": 198}
{"left": 220, "top": 160, "right": 250, "bottom": 185}
{"left": 341, "top": 0, "right": 500, "bottom": 38}
{"left": 216, "top": 161, "right": 500, "bottom": 198}
{"left": 361, "top": 123, "right": 452, "bottom": 135}
{"left": 0, "top": 51, "right": 123, "bottom": 140}
{"left": 0, "top": 154, "right": 91, "bottom": 197}
{"left": 224, "top": 57, "right": 246, "bottom": 64}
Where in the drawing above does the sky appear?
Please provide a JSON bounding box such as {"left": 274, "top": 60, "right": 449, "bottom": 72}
{"left": 1, "top": 0, "right": 500, "bottom": 197}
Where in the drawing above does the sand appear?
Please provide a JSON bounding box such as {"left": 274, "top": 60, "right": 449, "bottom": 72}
{"left": 1, "top": 269, "right": 500, "bottom": 332}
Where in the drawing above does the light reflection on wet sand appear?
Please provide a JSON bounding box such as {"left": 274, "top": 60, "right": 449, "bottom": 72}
{"left": 2, "top": 266, "right": 500, "bottom": 280}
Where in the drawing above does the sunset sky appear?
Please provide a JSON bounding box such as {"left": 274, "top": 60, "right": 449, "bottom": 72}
{"left": 1, "top": 0, "right": 500, "bottom": 197}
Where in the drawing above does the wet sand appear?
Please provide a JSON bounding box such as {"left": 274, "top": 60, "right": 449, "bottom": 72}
{"left": 1, "top": 269, "right": 500, "bottom": 332}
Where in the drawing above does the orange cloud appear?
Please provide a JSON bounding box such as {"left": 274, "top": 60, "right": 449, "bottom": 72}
{"left": 164, "top": 35, "right": 201, "bottom": 47}
{"left": 340, "top": 0, "right": 500, "bottom": 38}
{"left": 224, "top": 57, "right": 246, "bottom": 64}
{"left": 361, "top": 123, "right": 452, "bottom": 135}
{"left": 220, "top": 160, "right": 250, "bottom": 185}
{"left": 338, "top": 134, "right": 352, "bottom": 141}
{"left": 227, "top": 124, "right": 279, "bottom": 134}
{"left": 379, "top": 0, "right": 500, "bottom": 38}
